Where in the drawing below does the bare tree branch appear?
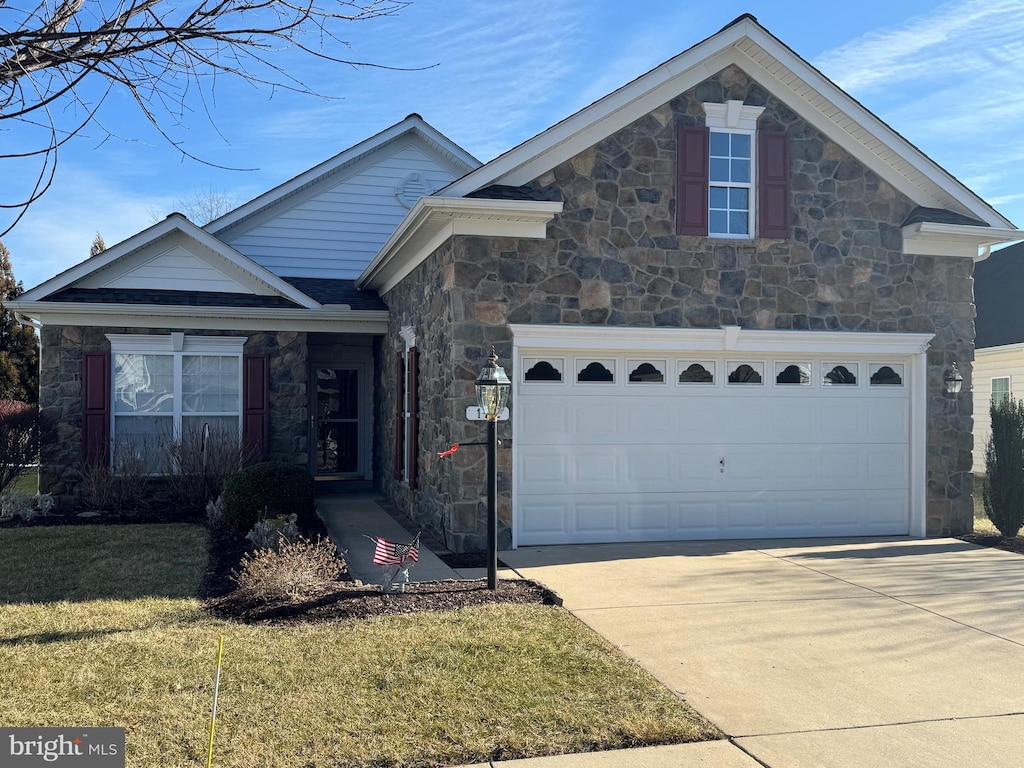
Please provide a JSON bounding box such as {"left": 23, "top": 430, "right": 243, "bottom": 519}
{"left": 0, "top": 0, "right": 418, "bottom": 235}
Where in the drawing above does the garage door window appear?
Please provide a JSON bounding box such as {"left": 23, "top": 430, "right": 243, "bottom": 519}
{"left": 524, "top": 359, "right": 563, "bottom": 382}
{"left": 577, "top": 360, "right": 615, "bottom": 383}
{"left": 728, "top": 362, "right": 764, "bottom": 384}
{"left": 678, "top": 362, "right": 715, "bottom": 384}
{"left": 870, "top": 364, "right": 904, "bottom": 386}
{"left": 775, "top": 363, "right": 811, "bottom": 385}
{"left": 628, "top": 361, "right": 665, "bottom": 383}
{"left": 824, "top": 364, "right": 858, "bottom": 386}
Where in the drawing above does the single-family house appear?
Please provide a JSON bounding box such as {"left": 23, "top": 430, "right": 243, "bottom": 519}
{"left": 10, "top": 14, "right": 1023, "bottom": 550}
{"left": 971, "top": 240, "right": 1024, "bottom": 473}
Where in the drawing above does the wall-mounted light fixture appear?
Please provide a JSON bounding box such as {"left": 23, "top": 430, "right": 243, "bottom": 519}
{"left": 944, "top": 362, "right": 963, "bottom": 397}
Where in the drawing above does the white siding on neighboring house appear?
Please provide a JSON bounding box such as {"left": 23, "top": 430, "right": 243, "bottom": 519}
{"left": 972, "top": 345, "right": 1024, "bottom": 474}
{"left": 220, "top": 138, "right": 464, "bottom": 279}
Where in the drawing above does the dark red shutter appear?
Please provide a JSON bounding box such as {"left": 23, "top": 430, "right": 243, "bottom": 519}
{"left": 407, "top": 347, "right": 419, "bottom": 490}
{"left": 243, "top": 356, "right": 270, "bottom": 460}
{"left": 758, "top": 131, "right": 790, "bottom": 239}
{"left": 393, "top": 355, "right": 405, "bottom": 481}
{"left": 81, "top": 352, "right": 110, "bottom": 466}
{"left": 676, "top": 125, "right": 710, "bottom": 235}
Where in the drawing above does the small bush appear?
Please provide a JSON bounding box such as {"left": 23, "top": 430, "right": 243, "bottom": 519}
{"left": 163, "top": 424, "right": 259, "bottom": 512}
{"left": 79, "top": 436, "right": 155, "bottom": 512}
{"left": 206, "top": 495, "right": 225, "bottom": 528}
{"left": 984, "top": 396, "right": 1024, "bottom": 537}
{"left": 222, "top": 462, "right": 315, "bottom": 533}
{"left": 245, "top": 514, "right": 300, "bottom": 550}
{"left": 231, "top": 535, "right": 345, "bottom": 603}
{"left": 0, "top": 490, "right": 54, "bottom": 520}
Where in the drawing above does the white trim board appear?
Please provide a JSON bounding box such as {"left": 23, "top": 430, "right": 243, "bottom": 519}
{"left": 440, "top": 17, "right": 1013, "bottom": 230}
{"left": 509, "top": 324, "right": 934, "bottom": 355}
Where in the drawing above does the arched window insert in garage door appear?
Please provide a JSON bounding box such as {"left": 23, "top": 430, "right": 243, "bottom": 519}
{"left": 678, "top": 361, "right": 716, "bottom": 384}
{"left": 628, "top": 361, "right": 666, "bottom": 383}
{"left": 576, "top": 360, "right": 615, "bottom": 383}
{"left": 523, "top": 359, "right": 563, "bottom": 382}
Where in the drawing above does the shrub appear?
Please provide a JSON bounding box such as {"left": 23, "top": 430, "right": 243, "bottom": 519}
{"left": 78, "top": 435, "right": 155, "bottom": 512}
{"left": 231, "top": 535, "right": 345, "bottom": 603}
{"left": 206, "top": 495, "right": 225, "bottom": 528}
{"left": 163, "top": 424, "right": 259, "bottom": 512}
{"left": 245, "top": 514, "right": 300, "bottom": 550}
{"left": 0, "top": 490, "right": 54, "bottom": 520}
{"left": 0, "top": 401, "right": 54, "bottom": 497}
{"left": 221, "top": 462, "right": 315, "bottom": 533}
{"left": 984, "top": 396, "right": 1024, "bottom": 537}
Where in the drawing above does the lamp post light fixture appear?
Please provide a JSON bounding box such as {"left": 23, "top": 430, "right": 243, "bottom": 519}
{"left": 944, "top": 362, "right": 963, "bottom": 397}
{"left": 475, "top": 349, "right": 511, "bottom": 590}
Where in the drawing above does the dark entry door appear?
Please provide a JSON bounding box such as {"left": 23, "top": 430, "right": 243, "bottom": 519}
{"left": 311, "top": 367, "right": 360, "bottom": 477}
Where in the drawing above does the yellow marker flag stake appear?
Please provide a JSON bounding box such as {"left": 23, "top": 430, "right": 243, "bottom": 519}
{"left": 207, "top": 636, "right": 225, "bottom": 768}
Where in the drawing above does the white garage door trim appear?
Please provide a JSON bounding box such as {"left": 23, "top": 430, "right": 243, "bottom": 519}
{"left": 510, "top": 324, "right": 933, "bottom": 547}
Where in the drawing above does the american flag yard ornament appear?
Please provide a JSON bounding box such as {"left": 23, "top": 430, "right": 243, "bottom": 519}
{"left": 372, "top": 534, "right": 420, "bottom": 566}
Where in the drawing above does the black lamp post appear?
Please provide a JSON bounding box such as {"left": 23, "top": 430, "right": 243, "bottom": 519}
{"left": 475, "top": 350, "right": 511, "bottom": 590}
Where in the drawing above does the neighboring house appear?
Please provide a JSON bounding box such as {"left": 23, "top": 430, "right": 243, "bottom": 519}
{"left": 972, "top": 240, "right": 1024, "bottom": 474}
{"left": 9, "top": 15, "right": 1024, "bottom": 550}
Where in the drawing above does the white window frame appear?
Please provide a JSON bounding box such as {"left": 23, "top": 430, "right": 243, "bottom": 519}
{"left": 704, "top": 101, "right": 765, "bottom": 240}
{"left": 992, "top": 376, "right": 1011, "bottom": 407}
{"left": 107, "top": 333, "right": 246, "bottom": 468}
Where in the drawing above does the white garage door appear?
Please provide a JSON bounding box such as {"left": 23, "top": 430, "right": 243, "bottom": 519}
{"left": 514, "top": 339, "right": 919, "bottom": 546}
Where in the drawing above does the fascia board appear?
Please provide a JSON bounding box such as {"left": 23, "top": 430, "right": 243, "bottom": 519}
{"left": 729, "top": 37, "right": 1013, "bottom": 228}
{"left": 976, "top": 342, "right": 1024, "bottom": 356}
{"left": 902, "top": 222, "right": 1024, "bottom": 258}
{"left": 442, "top": 19, "right": 1011, "bottom": 231}
{"left": 357, "top": 197, "right": 562, "bottom": 293}
{"left": 208, "top": 116, "right": 479, "bottom": 234}
{"left": 18, "top": 215, "right": 321, "bottom": 310}
{"left": 440, "top": 25, "right": 750, "bottom": 198}
{"left": 17, "top": 215, "right": 181, "bottom": 301}
{"left": 510, "top": 324, "right": 934, "bottom": 355}
{"left": 6, "top": 300, "right": 389, "bottom": 334}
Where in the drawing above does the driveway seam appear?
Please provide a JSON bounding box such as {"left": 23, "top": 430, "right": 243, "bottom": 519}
{"left": 752, "top": 548, "right": 1024, "bottom": 649}
{"left": 728, "top": 737, "right": 775, "bottom": 767}
{"left": 732, "top": 710, "right": 1024, "bottom": 739}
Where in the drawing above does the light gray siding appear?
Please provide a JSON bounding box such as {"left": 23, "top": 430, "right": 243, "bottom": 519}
{"left": 223, "top": 138, "right": 462, "bottom": 279}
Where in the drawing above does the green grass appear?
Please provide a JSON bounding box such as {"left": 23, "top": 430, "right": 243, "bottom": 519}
{"left": 0, "top": 525, "right": 718, "bottom": 767}
{"left": 9, "top": 469, "right": 37, "bottom": 496}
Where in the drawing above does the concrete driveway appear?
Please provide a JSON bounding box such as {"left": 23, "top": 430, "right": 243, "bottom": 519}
{"left": 501, "top": 537, "right": 1024, "bottom": 767}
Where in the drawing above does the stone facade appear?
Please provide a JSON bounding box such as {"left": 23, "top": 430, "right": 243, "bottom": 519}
{"left": 38, "top": 325, "right": 309, "bottom": 507}
{"left": 380, "top": 64, "right": 975, "bottom": 549}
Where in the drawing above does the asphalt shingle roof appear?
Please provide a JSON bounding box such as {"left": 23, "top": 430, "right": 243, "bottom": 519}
{"left": 280, "top": 278, "right": 388, "bottom": 310}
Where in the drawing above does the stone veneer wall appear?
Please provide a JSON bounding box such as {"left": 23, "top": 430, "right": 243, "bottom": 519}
{"left": 38, "top": 325, "right": 309, "bottom": 507}
{"left": 381, "top": 64, "right": 975, "bottom": 549}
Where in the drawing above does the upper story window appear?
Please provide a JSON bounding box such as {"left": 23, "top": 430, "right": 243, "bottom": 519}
{"left": 709, "top": 131, "right": 752, "bottom": 236}
{"left": 676, "top": 99, "right": 789, "bottom": 240}
{"left": 992, "top": 377, "right": 1010, "bottom": 407}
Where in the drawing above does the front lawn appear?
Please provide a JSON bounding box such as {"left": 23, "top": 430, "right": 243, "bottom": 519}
{"left": 0, "top": 525, "right": 718, "bottom": 767}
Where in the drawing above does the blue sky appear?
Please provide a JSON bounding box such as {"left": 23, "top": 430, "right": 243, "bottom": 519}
{"left": 4, "top": 0, "right": 1024, "bottom": 290}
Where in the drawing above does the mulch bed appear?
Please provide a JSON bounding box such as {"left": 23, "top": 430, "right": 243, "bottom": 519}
{"left": 207, "top": 579, "right": 561, "bottom": 624}
{"left": 958, "top": 533, "right": 1024, "bottom": 556}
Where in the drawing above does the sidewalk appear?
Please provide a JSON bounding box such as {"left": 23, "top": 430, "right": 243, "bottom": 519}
{"left": 316, "top": 493, "right": 519, "bottom": 583}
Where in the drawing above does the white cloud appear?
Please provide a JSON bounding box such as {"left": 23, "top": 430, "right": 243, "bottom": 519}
{"left": 814, "top": 0, "right": 1024, "bottom": 94}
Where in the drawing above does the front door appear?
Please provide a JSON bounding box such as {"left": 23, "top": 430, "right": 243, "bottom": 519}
{"left": 311, "top": 367, "right": 362, "bottom": 479}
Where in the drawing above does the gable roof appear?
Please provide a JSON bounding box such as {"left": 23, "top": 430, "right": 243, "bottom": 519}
{"left": 207, "top": 114, "right": 481, "bottom": 236}
{"left": 975, "top": 241, "right": 1024, "bottom": 349}
{"left": 438, "top": 15, "right": 1014, "bottom": 230}
{"left": 16, "top": 213, "right": 321, "bottom": 309}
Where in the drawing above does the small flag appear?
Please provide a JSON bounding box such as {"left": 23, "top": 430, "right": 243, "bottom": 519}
{"left": 438, "top": 443, "right": 459, "bottom": 458}
{"left": 373, "top": 535, "right": 420, "bottom": 566}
